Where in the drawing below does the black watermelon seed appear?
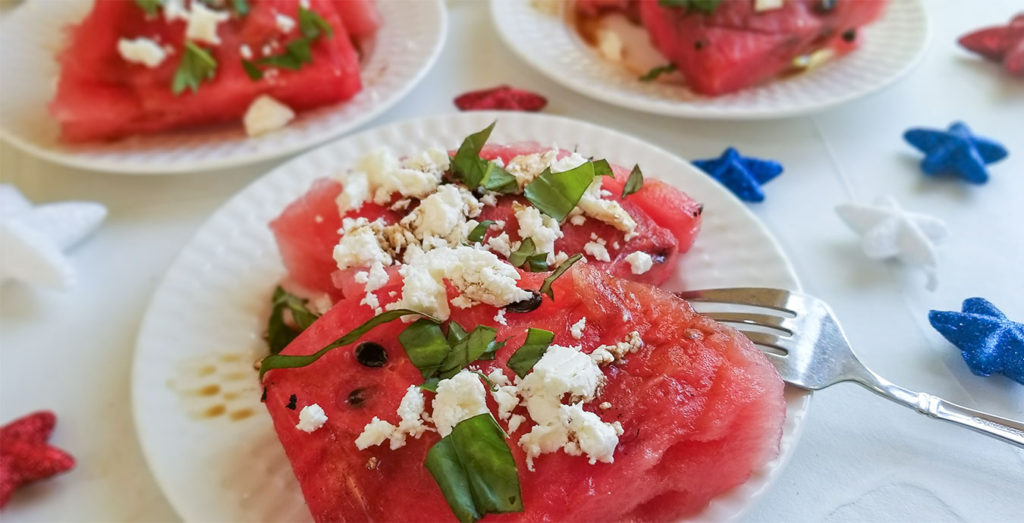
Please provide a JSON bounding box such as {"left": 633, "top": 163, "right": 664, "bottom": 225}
{"left": 694, "top": 204, "right": 704, "bottom": 217}
{"left": 842, "top": 29, "right": 857, "bottom": 43}
{"left": 286, "top": 394, "right": 297, "bottom": 410}
{"left": 506, "top": 291, "right": 543, "bottom": 313}
{"left": 347, "top": 388, "right": 368, "bottom": 407}
{"left": 355, "top": 342, "right": 388, "bottom": 368}
{"left": 694, "top": 40, "right": 706, "bottom": 51}
{"left": 816, "top": 0, "right": 838, "bottom": 13}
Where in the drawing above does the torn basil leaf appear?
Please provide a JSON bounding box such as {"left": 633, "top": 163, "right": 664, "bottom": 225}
{"left": 446, "top": 320, "right": 469, "bottom": 346}
{"left": 259, "top": 38, "right": 313, "bottom": 70}
{"left": 134, "top": 0, "right": 163, "bottom": 16}
{"left": 172, "top": 42, "right": 217, "bottom": 95}
{"left": 265, "top": 286, "right": 321, "bottom": 355}
{"left": 452, "top": 122, "right": 517, "bottom": 193}
{"left": 425, "top": 414, "right": 523, "bottom": 523}
{"left": 658, "top": 0, "right": 722, "bottom": 13}
{"left": 420, "top": 377, "right": 440, "bottom": 392}
{"left": 298, "top": 5, "right": 334, "bottom": 39}
{"left": 508, "top": 238, "right": 536, "bottom": 268}
{"left": 399, "top": 319, "right": 452, "bottom": 379}
{"left": 437, "top": 326, "right": 501, "bottom": 378}
{"left": 231, "top": 0, "right": 250, "bottom": 16}
{"left": 507, "top": 328, "right": 555, "bottom": 378}
{"left": 639, "top": 63, "right": 676, "bottom": 82}
{"left": 592, "top": 158, "right": 614, "bottom": 177}
{"left": 259, "top": 309, "right": 427, "bottom": 379}
{"left": 467, "top": 221, "right": 495, "bottom": 243}
{"left": 241, "top": 59, "right": 264, "bottom": 81}
{"left": 539, "top": 254, "right": 583, "bottom": 300}
{"left": 621, "top": 164, "right": 644, "bottom": 199}
{"left": 524, "top": 162, "right": 595, "bottom": 222}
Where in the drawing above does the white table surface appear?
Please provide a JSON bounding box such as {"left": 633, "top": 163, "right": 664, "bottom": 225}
{"left": 1, "top": 0, "right": 1022, "bottom": 521}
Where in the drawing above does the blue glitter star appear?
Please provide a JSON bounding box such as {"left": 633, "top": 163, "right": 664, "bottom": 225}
{"left": 904, "top": 122, "right": 1008, "bottom": 184}
{"left": 929, "top": 298, "right": 1024, "bottom": 385}
{"left": 693, "top": 147, "right": 783, "bottom": 203}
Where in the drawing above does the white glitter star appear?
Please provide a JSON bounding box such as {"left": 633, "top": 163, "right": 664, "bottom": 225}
{"left": 836, "top": 195, "right": 948, "bottom": 290}
{"left": 0, "top": 185, "right": 107, "bottom": 289}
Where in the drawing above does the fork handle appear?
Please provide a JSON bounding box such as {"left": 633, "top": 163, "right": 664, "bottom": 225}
{"left": 857, "top": 376, "right": 1024, "bottom": 448}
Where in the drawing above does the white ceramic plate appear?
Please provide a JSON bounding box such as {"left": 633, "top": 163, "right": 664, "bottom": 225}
{"left": 0, "top": 0, "right": 446, "bottom": 174}
{"left": 491, "top": 0, "right": 929, "bottom": 119}
{"left": 132, "top": 112, "right": 810, "bottom": 522}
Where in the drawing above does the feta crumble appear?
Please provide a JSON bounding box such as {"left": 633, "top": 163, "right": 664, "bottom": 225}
{"left": 507, "top": 414, "right": 526, "bottom": 434}
{"left": 755, "top": 0, "right": 785, "bottom": 12}
{"left": 494, "top": 308, "right": 508, "bottom": 326}
{"left": 275, "top": 13, "right": 296, "bottom": 33}
{"left": 355, "top": 417, "right": 396, "bottom": 450}
{"left": 515, "top": 204, "right": 563, "bottom": 264}
{"left": 295, "top": 404, "right": 328, "bottom": 433}
{"left": 569, "top": 317, "right": 587, "bottom": 340}
{"left": 560, "top": 403, "right": 618, "bottom": 464}
{"left": 432, "top": 370, "right": 490, "bottom": 437}
{"left": 389, "top": 386, "right": 430, "bottom": 449}
{"left": 243, "top": 95, "right": 295, "bottom": 137}
{"left": 117, "top": 37, "right": 167, "bottom": 67}
{"left": 583, "top": 240, "right": 611, "bottom": 262}
{"left": 239, "top": 43, "right": 253, "bottom": 60}
{"left": 597, "top": 29, "right": 624, "bottom": 62}
{"left": 624, "top": 251, "right": 653, "bottom": 275}
{"left": 487, "top": 232, "right": 513, "bottom": 257}
{"left": 185, "top": 1, "right": 230, "bottom": 45}
{"left": 333, "top": 218, "right": 393, "bottom": 270}
{"left": 340, "top": 148, "right": 450, "bottom": 210}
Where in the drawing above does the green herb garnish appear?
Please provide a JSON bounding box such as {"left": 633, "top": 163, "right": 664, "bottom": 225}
{"left": 425, "top": 414, "right": 523, "bottom": 523}
{"left": 446, "top": 320, "right": 469, "bottom": 346}
{"left": 231, "top": 0, "right": 250, "bottom": 16}
{"left": 621, "top": 164, "right": 644, "bottom": 199}
{"left": 265, "top": 286, "right": 321, "bottom": 355}
{"left": 172, "top": 42, "right": 218, "bottom": 95}
{"left": 245, "top": 6, "right": 332, "bottom": 78}
{"left": 259, "top": 38, "right": 313, "bottom": 70}
{"left": 134, "top": 0, "right": 164, "bottom": 16}
{"left": 398, "top": 319, "right": 452, "bottom": 379}
{"left": 467, "top": 220, "right": 496, "bottom": 243}
{"left": 657, "top": 0, "right": 723, "bottom": 14}
{"left": 508, "top": 238, "right": 549, "bottom": 272}
{"left": 401, "top": 321, "right": 506, "bottom": 382}
{"left": 506, "top": 328, "right": 554, "bottom": 378}
{"left": 451, "top": 123, "right": 519, "bottom": 193}
{"left": 591, "top": 159, "right": 614, "bottom": 177}
{"left": 523, "top": 161, "right": 595, "bottom": 222}
{"left": 259, "top": 309, "right": 427, "bottom": 379}
{"left": 298, "top": 5, "right": 334, "bottom": 39}
{"left": 639, "top": 63, "right": 677, "bottom": 82}
{"left": 437, "top": 326, "right": 504, "bottom": 378}
{"left": 539, "top": 254, "right": 583, "bottom": 300}
{"left": 241, "top": 59, "right": 264, "bottom": 80}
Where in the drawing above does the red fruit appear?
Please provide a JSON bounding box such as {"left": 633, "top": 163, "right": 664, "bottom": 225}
{"left": 331, "top": 0, "right": 381, "bottom": 41}
{"left": 958, "top": 14, "right": 1024, "bottom": 75}
{"left": 263, "top": 265, "right": 785, "bottom": 522}
{"left": 454, "top": 86, "right": 548, "bottom": 112}
{"left": 0, "top": 411, "right": 75, "bottom": 508}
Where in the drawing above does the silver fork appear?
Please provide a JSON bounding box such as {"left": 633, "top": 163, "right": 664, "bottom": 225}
{"left": 677, "top": 288, "right": 1024, "bottom": 448}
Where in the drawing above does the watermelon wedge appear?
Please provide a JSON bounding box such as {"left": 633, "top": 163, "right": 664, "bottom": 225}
{"left": 262, "top": 265, "right": 786, "bottom": 522}
{"left": 270, "top": 143, "right": 702, "bottom": 298}
{"left": 50, "top": 0, "right": 372, "bottom": 142}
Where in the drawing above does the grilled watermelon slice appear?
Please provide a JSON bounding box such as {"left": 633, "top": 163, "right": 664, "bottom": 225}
{"left": 262, "top": 265, "right": 786, "bottom": 521}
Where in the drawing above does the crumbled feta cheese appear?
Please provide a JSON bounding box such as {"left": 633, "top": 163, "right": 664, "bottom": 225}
{"left": 569, "top": 214, "right": 587, "bottom": 226}
{"left": 487, "top": 232, "right": 513, "bottom": 258}
{"left": 549, "top": 152, "right": 588, "bottom": 173}
{"left": 553, "top": 251, "right": 570, "bottom": 266}
{"left": 507, "top": 414, "right": 526, "bottom": 434}
{"left": 364, "top": 260, "right": 390, "bottom": 292}
{"left": 755, "top": 0, "right": 785, "bottom": 12}
{"left": 342, "top": 148, "right": 450, "bottom": 209}
{"left": 494, "top": 308, "right": 508, "bottom": 326}
{"left": 162, "top": 0, "right": 189, "bottom": 21}
{"left": 518, "top": 345, "right": 604, "bottom": 426}
{"left": 577, "top": 176, "right": 638, "bottom": 238}
{"left": 355, "top": 417, "right": 396, "bottom": 449}
{"left": 505, "top": 148, "right": 560, "bottom": 188}
{"left": 336, "top": 172, "right": 370, "bottom": 214}
{"left": 185, "top": 1, "right": 230, "bottom": 45}
{"left": 389, "top": 262, "right": 450, "bottom": 320}
{"left": 117, "top": 37, "right": 167, "bottom": 67}
{"left": 593, "top": 331, "right": 644, "bottom": 364}
{"left": 333, "top": 218, "right": 393, "bottom": 270}
{"left": 360, "top": 291, "right": 380, "bottom": 311}
{"left": 590, "top": 347, "right": 615, "bottom": 366}
{"left": 597, "top": 29, "right": 623, "bottom": 62}
{"left": 243, "top": 95, "right": 295, "bottom": 137}
{"left": 295, "top": 404, "right": 328, "bottom": 433}
{"left": 599, "top": 402, "right": 612, "bottom": 410}
{"left": 389, "top": 386, "right": 429, "bottom": 449}
{"left": 275, "top": 13, "right": 296, "bottom": 33}
{"left": 432, "top": 370, "right": 490, "bottom": 437}
{"left": 480, "top": 192, "right": 498, "bottom": 207}
{"left": 560, "top": 403, "right": 618, "bottom": 464}
{"left": 624, "top": 251, "right": 653, "bottom": 275}
{"left": 405, "top": 185, "right": 473, "bottom": 241}
{"left": 519, "top": 424, "right": 568, "bottom": 470}
{"left": 583, "top": 240, "right": 611, "bottom": 262}
{"left": 569, "top": 317, "right": 586, "bottom": 340}
{"left": 515, "top": 204, "right": 563, "bottom": 264}
{"left": 239, "top": 43, "right": 253, "bottom": 60}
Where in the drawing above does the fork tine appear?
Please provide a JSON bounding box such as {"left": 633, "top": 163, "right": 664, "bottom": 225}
{"left": 699, "top": 312, "right": 794, "bottom": 335}
{"left": 732, "top": 330, "right": 789, "bottom": 354}
{"left": 676, "top": 288, "right": 796, "bottom": 314}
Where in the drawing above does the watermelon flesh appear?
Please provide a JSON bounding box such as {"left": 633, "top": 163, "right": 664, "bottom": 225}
{"left": 579, "top": 0, "right": 887, "bottom": 95}
{"left": 263, "top": 265, "right": 786, "bottom": 522}
{"left": 50, "top": 0, "right": 373, "bottom": 142}
{"left": 269, "top": 143, "right": 702, "bottom": 298}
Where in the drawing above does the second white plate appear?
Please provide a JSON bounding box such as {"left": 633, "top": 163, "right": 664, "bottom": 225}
{"left": 491, "top": 0, "right": 929, "bottom": 119}
{"left": 0, "top": 0, "right": 447, "bottom": 174}
{"left": 132, "top": 111, "right": 810, "bottom": 522}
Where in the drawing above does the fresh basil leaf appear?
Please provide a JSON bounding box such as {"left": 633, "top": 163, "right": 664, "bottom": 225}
{"left": 473, "top": 370, "right": 498, "bottom": 391}
{"left": 524, "top": 162, "right": 595, "bottom": 222}
{"left": 508, "top": 237, "right": 536, "bottom": 268}
{"left": 452, "top": 122, "right": 498, "bottom": 190}
{"left": 539, "top": 254, "right": 583, "bottom": 300}
{"left": 658, "top": 0, "right": 722, "bottom": 13}
{"left": 172, "top": 42, "right": 217, "bottom": 95}
{"left": 134, "top": 0, "right": 163, "bottom": 16}
{"left": 525, "top": 253, "right": 549, "bottom": 272}
{"left": 267, "top": 287, "right": 309, "bottom": 355}
{"left": 621, "top": 164, "right": 644, "bottom": 199}
{"left": 592, "top": 159, "right": 613, "bottom": 177}
{"left": 638, "top": 63, "right": 676, "bottom": 82}
{"left": 298, "top": 5, "right": 334, "bottom": 39}
{"left": 506, "top": 328, "right": 555, "bottom": 378}
{"left": 481, "top": 163, "right": 519, "bottom": 194}
{"left": 438, "top": 326, "right": 499, "bottom": 378}
{"left": 399, "top": 319, "right": 452, "bottom": 379}
{"left": 259, "top": 38, "right": 313, "bottom": 70}
{"left": 420, "top": 377, "right": 440, "bottom": 392}
{"left": 260, "top": 309, "right": 426, "bottom": 379}
{"left": 446, "top": 320, "right": 469, "bottom": 347}
{"left": 425, "top": 414, "right": 523, "bottom": 523}
{"left": 241, "top": 59, "right": 264, "bottom": 80}
{"left": 467, "top": 220, "right": 495, "bottom": 243}
{"left": 231, "top": 0, "right": 250, "bottom": 16}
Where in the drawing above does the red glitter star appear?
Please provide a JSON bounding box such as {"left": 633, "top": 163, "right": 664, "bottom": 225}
{"left": 0, "top": 411, "right": 75, "bottom": 508}
{"left": 454, "top": 85, "right": 548, "bottom": 112}
{"left": 958, "top": 13, "right": 1024, "bottom": 75}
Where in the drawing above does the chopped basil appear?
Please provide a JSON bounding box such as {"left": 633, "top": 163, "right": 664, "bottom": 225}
{"left": 539, "top": 254, "right": 583, "bottom": 300}
{"left": 259, "top": 38, "right": 313, "bottom": 70}
{"left": 425, "top": 414, "right": 523, "bottom": 523}
{"left": 134, "top": 0, "right": 163, "bottom": 16}
{"left": 658, "top": 0, "right": 722, "bottom": 14}
{"left": 451, "top": 123, "right": 518, "bottom": 193}
{"left": 172, "top": 42, "right": 217, "bottom": 95}
{"left": 508, "top": 238, "right": 548, "bottom": 271}
{"left": 259, "top": 309, "right": 426, "bottom": 379}
{"left": 398, "top": 319, "right": 452, "bottom": 379}
{"left": 420, "top": 377, "right": 440, "bottom": 392}
{"left": 592, "top": 158, "right": 614, "bottom": 177}
{"left": 437, "top": 326, "right": 503, "bottom": 378}
{"left": 621, "top": 164, "right": 644, "bottom": 199}
{"left": 506, "top": 328, "right": 555, "bottom": 378}
{"left": 265, "top": 286, "right": 321, "bottom": 355}
{"left": 231, "top": 0, "right": 250, "bottom": 16}
{"left": 639, "top": 63, "right": 677, "bottom": 82}
{"left": 523, "top": 162, "right": 595, "bottom": 222}
{"left": 298, "top": 5, "right": 334, "bottom": 39}
{"left": 467, "top": 220, "right": 495, "bottom": 243}
{"left": 241, "top": 59, "right": 264, "bottom": 80}
{"left": 446, "top": 320, "right": 469, "bottom": 346}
